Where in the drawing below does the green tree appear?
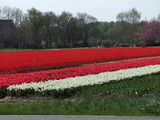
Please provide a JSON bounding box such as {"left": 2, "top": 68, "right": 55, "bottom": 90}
{"left": 116, "top": 8, "right": 141, "bottom": 46}
{"left": 57, "top": 12, "right": 73, "bottom": 48}
{"left": 77, "top": 13, "right": 97, "bottom": 47}
{"left": 43, "top": 11, "right": 57, "bottom": 48}
{"left": 27, "top": 8, "right": 44, "bottom": 48}
{"left": 117, "top": 8, "right": 141, "bottom": 24}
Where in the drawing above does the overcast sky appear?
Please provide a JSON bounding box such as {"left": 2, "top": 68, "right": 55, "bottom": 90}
{"left": 0, "top": 0, "right": 159, "bottom": 21}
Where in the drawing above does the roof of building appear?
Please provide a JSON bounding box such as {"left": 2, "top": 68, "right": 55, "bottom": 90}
{"left": 0, "top": 20, "right": 16, "bottom": 32}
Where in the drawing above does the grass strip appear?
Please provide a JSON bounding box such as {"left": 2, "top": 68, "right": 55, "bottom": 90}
{"left": 1, "top": 73, "right": 160, "bottom": 115}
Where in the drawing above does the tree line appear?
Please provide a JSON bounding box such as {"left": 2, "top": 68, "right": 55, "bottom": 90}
{"left": 0, "top": 6, "right": 160, "bottom": 49}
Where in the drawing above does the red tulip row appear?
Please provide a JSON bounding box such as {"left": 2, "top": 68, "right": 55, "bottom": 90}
{"left": 1, "top": 47, "right": 160, "bottom": 73}
{"left": 1, "top": 56, "right": 160, "bottom": 88}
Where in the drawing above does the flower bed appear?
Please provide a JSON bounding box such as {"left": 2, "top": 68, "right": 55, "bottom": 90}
{"left": 7, "top": 65, "right": 160, "bottom": 91}
{"left": 1, "top": 56, "right": 160, "bottom": 88}
{"left": 1, "top": 47, "right": 160, "bottom": 97}
{"left": 1, "top": 47, "right": 160, "bottom": 73}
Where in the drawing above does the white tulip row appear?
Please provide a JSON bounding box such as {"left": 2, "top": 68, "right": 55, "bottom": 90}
{"left": 7, "top": 65, "right": 160, "bottom": 92}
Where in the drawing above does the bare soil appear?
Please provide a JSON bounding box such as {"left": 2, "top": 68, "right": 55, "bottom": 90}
{"left": 0, "top": 96, "right": 56, "bottom": 103}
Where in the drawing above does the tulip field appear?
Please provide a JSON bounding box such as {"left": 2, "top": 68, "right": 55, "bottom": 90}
{"left": 0, "top": 47, "right": 160, "bottom": 98}
{"left": 1, "top": 47, "right": 160, "bottom": 73}
{"left": 1, "top": 47, "right": 160, "bottom": 115}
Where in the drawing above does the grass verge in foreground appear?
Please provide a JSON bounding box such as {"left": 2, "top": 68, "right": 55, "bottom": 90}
{"left": 1, "top": 73, "right": 160, "bottom": 115}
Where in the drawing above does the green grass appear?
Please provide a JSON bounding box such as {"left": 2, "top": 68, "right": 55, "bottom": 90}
{"left": 0, "top": 49, "right": 35, "bottom": 52}
{"left": 1, "top": 96, "right": 160, "bottom": 115}
{"left": 1, "top": 73, "right": 160, "bottom": 115}
{"left": 0, "top": 48, "right": 90, "bottom": 52}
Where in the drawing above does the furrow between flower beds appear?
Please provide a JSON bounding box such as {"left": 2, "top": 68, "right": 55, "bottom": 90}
{"left": 1, "top": 56, "right": 160, "bottom": 88}
{"left": 7, "top": 65, "right": 160, "bottom": 91}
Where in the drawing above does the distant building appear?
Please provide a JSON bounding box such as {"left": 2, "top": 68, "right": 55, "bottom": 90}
{"left": 0, "top": 20, "right": 16, "bottom": 48}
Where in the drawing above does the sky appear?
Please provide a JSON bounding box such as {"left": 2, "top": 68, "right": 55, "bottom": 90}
{"left": 0, "top": 0, "right": 159, "bottom": 21}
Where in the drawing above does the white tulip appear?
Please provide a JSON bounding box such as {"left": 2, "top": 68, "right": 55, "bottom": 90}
{"left": 7, "top": 65, "right": 160, "bottom": 91}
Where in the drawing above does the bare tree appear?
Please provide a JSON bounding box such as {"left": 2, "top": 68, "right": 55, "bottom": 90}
{"left": 117, "top": 8, "right": 141, "bottom": 24}
{"left": 158, "top": 14, "right": 160, "bottom": 21}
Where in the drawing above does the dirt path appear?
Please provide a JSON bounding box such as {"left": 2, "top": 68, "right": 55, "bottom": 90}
{"left": 0, "top": 96, "right": 57, "bottom": 103}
